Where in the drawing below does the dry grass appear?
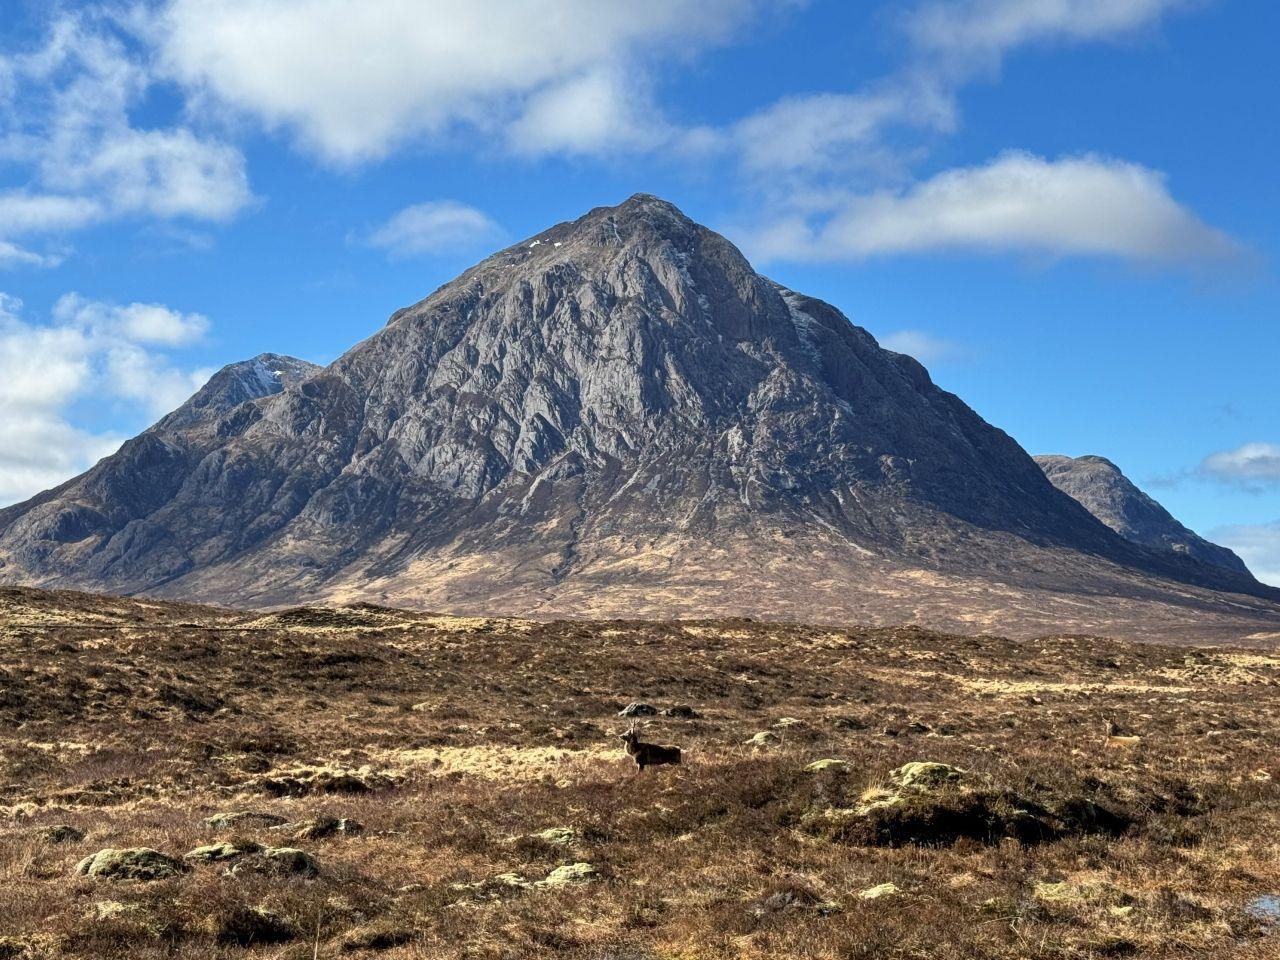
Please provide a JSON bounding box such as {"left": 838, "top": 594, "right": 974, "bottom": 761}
{"left": 0, "top": 586, "right": 1277, "bottom": 958}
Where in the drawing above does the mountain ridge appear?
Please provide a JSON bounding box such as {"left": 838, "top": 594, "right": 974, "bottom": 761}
{"left": 1, "top": 194, "right": 1277, "bottom": 641}
{"left": 1035, "top": 453, "right": 1249, "bottom": 575}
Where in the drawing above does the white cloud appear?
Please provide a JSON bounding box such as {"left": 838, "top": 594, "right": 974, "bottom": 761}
{"left": 905, "top": 0, "right": 1196, "bottom": 72}
{"left": 0, "top": 10, "right": 252, "bottom": 264}
{"left": 878, "top": 330, "right": 965, "bottom": 364}
{"left": 153, "top": 0, "right": 775, "bottom": 164}
{"left": 741, "top": 152, "right": 1237, "bottom": 264}
{"left": 1200, "top": 443, "right": 1280, "bottom": 488}
{"left": 506, "top": 67, "right": 666, "bottom": 157}
{"left": 368, "top": 200, "right": 504, "bottom": 258}
{"left": 0, "top": 292, "right": 211, "bottom": 505}
{"left": 53, "top": 294, "right": 210, "bottom": 347}
{"left": 1209, "top": 521, "right": 1280, "bottom": 587}
{"left": 0, "top": 241, "right": 63, "bottom": 270}
{"left": 0, "top": 192, "right": 103, "bottom": 234}
{"left": 728, "top": 82, "right": 956, "bottom": 178}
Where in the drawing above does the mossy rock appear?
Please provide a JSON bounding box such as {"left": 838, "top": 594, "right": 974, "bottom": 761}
{"left": 536, "top": 862, "right": 598, "bottom": 888}
{"left": 74, "top": 848, "right": 186, "bottom": 882}
{"left": 745, "top": 731, "right": 781, "bottom": 748}
{"left": 184, "top": 840, "right": 264, "bottom": 863}
{"left": 889, "top": 761, "right": 963, "bottom": 790}
{"left": 857, "top": 882, "right": 902, "bottom": 900}
{"left": 805, "top": 759, "right": 850, "bottom": 774}
{"left": 533, "top": 826, "right": 577, "bottom": 845}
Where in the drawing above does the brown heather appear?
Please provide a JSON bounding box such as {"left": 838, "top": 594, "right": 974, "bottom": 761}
{"left": 0, "top": 585, "right": 1277, "bottom": 958}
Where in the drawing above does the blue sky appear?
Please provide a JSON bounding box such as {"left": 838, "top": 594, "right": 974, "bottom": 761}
{"left": 1, "top": 0, "right": 1278, "bottom": 583}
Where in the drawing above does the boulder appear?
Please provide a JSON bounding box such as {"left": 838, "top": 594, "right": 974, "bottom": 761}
{"left": 535, "top": 862, "right": 598, "bottom": 888}
{"left": 618, "top": 702, "right": 657, "bottom": 717}
{"left": 745, "top": 731, "right": 781, "bottom": 748}
{"left": 890, "top": 761, "right": 963, "bottom": 790}
{"left": 858, "top": 882, "right": 901, "bottom": 900}
{"left": 805, "top": 759, "right": 849, "bottom": 773}
{"left": 284, "top": 817, "right": 364, "bottom": 841}
{"left": 203, "top": 811, "right": 287, "bottom": 830}
{"left": 532, "top": 827, "right": 577, "bottom": 846}
{"left": 74, "top": 848, "right": 186, "bottom": 882}
{"left": 184, "top": 840, "right": 264, "bottom": 863}
{"left": 663, "top": 705, "right": 700, "bottom": 719}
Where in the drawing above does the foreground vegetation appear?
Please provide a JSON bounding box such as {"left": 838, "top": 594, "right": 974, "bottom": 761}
{"left": 0, "top": 586, "right": 1277, "bottom": 958}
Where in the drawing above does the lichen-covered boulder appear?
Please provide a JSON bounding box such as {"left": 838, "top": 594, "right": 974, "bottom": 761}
{"left": 805, "top": 759, "right": 849, "bottom": 774}
{"left": 890, "top": 762, "right": 963, "bottom": 790}
{"left": 536, "top": 862, "right": 598, "bottom": 888}
{"left": 184, "top": 840, "right": 264, "bottom": 863}
{"left": 745, "top": 731, "right": 780, "bottom": 748}
{"left": 74, "top": 848, "right": 186, "bottom": 881}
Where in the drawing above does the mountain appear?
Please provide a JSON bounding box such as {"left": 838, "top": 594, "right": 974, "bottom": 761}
{"left": 1, "top": 195, "right": 1277, "bottom": 641}
{"left": 1035, "top": 454, "right": 1250, "bottom": 575}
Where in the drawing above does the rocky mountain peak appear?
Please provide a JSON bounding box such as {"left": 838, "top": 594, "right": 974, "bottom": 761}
{"left": 1035, "top": 453, "right": 1249, "bottom": 575}
{"left": 156, "top": 353, "right": 320, "bottom": 434}
{"left": 0, "top": 195, "right": 1276, "bottom": 637}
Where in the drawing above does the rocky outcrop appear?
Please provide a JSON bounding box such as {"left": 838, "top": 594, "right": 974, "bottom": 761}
{"left": 0, "top": 195, "right": 1274, "bottom": 630}
{"left": 1036, "top": 454, "right": 1249, "bottom": 574}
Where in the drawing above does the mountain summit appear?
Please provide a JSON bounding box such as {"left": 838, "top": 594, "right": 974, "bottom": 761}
{"left": 1, "top": 195, "right": 1276, "bottom": 639}
{"left": 1035, "top": 454, "right": 1248, "bottom": 575}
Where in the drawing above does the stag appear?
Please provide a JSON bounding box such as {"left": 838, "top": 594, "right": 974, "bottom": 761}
{"left": 619, "top": 722, "right": 682, "bottom": 772}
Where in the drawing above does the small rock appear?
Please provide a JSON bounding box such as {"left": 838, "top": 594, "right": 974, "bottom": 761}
{"left": 184, "top": 840, "right": 264, "bottom": 863}
{"left": 284, "top": 817, "right": 364, "bottom": 841}
{"left": 261, "top": 847, "right": 320, "bottom": 876}
{"left": 74, "top": 848, "right": 186, "bottom": 882}
{"left": 774, "top": 717, "right": 804, "bottom": 728}
{"left": 203, "top": 811, "right": 287, "bottom": 830}
{"left": 618, "top": 702, "right": 657, "bottom": 717}
{"left": 228, "top": 846, "right": 320, "bottom": 877}
{"left": 536, "top": 862, "right": 598, "bottom": 888}
{"left": 805, "top": 759, "right": 849, "bottom": 773}
{"left": 532, "top": 827, "right": 577, "bottom": 845}
{"left": 35, "top": 824, "right": 83, "bottom": 844}
{"left": 745, "top": 731, "right": 781, "bottom": 748}
{"left": 858, "top": 882, "right": 901, "bottom": 900}
{"left": 662, "top": 705, "right": 700, "bottom": 719}
{"left": 890, "top": 761, "right": 963, "bottom": 790}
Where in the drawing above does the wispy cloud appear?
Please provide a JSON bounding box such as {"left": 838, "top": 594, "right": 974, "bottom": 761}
{"left": 367, "top": 200, "right": 504, "bottom": 258}
{"left": 1200, "top": 442, "right": 1280, "bottom": 489}
{"left": 0, "top": 10, "right": 253, "bottom": 267}
{"left": 1209, "top": 520, "right": 1280, "bottom": 587}
{"left": 877, "top": 329, "right": 966, "bottom": 365}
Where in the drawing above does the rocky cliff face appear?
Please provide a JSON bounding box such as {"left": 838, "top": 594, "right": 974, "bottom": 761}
{"left": 1035, "top": 454, "right": 1249, "bottom": 575}
{"left": 0, "top": 195, "right": 1275, "bottom": 638}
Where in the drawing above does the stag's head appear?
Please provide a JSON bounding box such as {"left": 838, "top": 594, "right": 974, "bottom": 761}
{"left": 619, "top": 722, "right": 639, "bottom": 746}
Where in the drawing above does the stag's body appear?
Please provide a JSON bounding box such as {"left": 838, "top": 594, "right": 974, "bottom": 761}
{"left": 620, "top": 727, "right": 681, "bottom": 772}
